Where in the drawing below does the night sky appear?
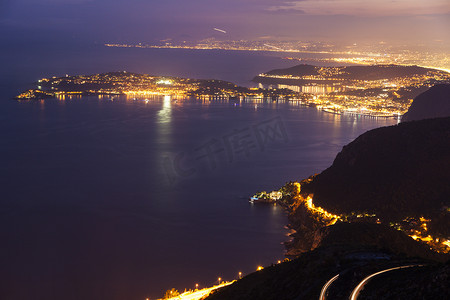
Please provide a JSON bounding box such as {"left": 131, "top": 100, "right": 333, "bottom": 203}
{"left": 1, "top": 0, "right": 449, "bottom": 46}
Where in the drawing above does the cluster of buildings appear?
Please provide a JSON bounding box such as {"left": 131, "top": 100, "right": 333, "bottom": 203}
{"left": 256, "top": 66, "right": 450, "bottom": 117}
{"left": 105, "top": 39, "right": 335, "bottom": 53}
{"left": 16, "top": 71, "right": 301, "bottom": 100}
{"left": 16, "top": 64, "right": 450, "bottom": 120}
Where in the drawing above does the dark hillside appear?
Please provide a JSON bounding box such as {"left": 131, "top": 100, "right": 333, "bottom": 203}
{"left": 265, "top": 64, "right": 319, "bottom": 76}
{"left": 402, "top": 84, "right": 450, "bottom": 122}
{"left": 206, "top": 223, "right": 448, "bottom": 300}
{"left": 304, "top": 117, "right": 450, "bottom": 228}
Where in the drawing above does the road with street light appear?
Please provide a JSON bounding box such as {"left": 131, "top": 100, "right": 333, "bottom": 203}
{"left": 162, "top": 281, "right": 235, "bottom": 300}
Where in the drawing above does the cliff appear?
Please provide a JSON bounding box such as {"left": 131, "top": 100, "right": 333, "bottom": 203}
{"left": 302, "top": 117, "right": 450, "bottom": 236}
{"left": 402, "top": 84, "right": 450, "bottom": 122}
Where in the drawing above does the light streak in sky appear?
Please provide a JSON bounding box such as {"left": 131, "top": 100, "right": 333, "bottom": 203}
{"left": 213, "top": 28, "right": 227, "bottom": 34}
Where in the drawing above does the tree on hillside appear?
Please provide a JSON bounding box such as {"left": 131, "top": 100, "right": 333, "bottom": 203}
{"left": 163, "top": 288, "right": 180, "bottom": 299}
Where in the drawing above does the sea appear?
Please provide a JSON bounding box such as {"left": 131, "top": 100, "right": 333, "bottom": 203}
{"left": 0, "top": 44, "right": 396, "bottom": 300}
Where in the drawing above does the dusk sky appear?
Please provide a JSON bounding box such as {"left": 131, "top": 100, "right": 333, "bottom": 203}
{"left": 1, "top": 0, "right": 449, "bottom": 45}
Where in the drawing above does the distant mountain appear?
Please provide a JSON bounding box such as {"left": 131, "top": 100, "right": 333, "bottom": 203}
{"left": 264, "top": 64, "right": 319, "bottom": 77}
{"left": 339, "top": 65, "right": 434, "bottom": 80}
{"left": 255, "top": 64, "right": 440, "bottom": 81}
{"left": 402, "top": 84, "right": 450, "bottom": 122}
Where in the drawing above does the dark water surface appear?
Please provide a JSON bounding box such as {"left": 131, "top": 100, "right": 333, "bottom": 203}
{"left": 0, "top": 46, "right": 396, "bottom": 299}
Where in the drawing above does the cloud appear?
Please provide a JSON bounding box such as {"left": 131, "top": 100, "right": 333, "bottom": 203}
{"left": 271, "top": 0, "right": 450, "bottom": 16}
{"left": 266, "top": 8, "right": 305, "bottom": 15}
{"left": 17, "top": 0, "right": 94, "bottom": 3}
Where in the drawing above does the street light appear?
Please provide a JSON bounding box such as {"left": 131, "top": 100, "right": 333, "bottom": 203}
{"left": 238, "top": 272, "right": 242, "bottom": 279}
{"left": 218, "top": 277, "right": 221, "bottom": 284}
{"left": 195, "top": 283, "right": 199, "bottom": 290}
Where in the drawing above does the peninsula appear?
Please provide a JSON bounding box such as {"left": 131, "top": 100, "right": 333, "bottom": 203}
{"left": 254, "top": 64, "right": 450, "bottom": 117}
{"left": 14, "top": 71, "right": 299, "bottom": 101}
{"left": 16, "top": 64, "right": 450, "bottom": 119}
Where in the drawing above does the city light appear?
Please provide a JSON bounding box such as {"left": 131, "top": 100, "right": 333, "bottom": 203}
{"left": 104, "top": 40, "right": 450, "bottom": 72}
{"left": 16, "top": 66, "right": 450, "bottom": 121}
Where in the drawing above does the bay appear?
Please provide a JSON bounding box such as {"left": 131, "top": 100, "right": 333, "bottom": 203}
{"left": 0, "top": 46, "right": 396, "bottom": 299}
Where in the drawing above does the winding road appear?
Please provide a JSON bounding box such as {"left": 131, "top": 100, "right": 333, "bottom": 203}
{"left": 319, "top": 274, "right": 340, "bottom": 300}
{"left": 349, "top": 265, "right": 424, "bottom": 300}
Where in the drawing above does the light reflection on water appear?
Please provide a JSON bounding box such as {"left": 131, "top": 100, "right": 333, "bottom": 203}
{"left": 157, "top": 95, "right": 172, "bottom": 124}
